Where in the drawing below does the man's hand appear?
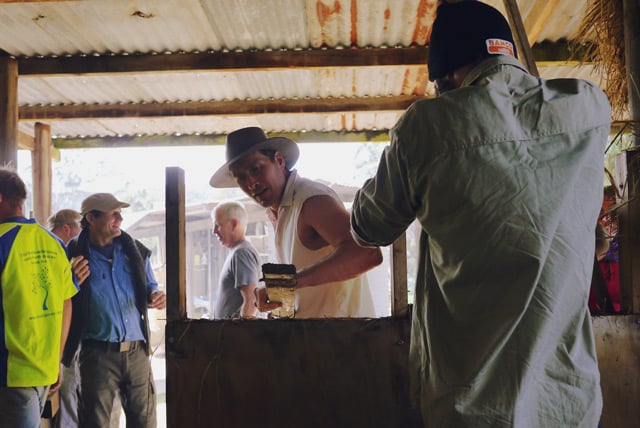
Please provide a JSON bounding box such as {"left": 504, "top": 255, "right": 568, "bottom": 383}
{"left": 254, "top": 287, "right": 282, "bottom": 312}
{"left": 49, "top": 364, "right": 63, "bottom": 394}
{"left": 71, "top": 256, "right": 90, "bottom": 285}
{"left": 148, "top": 290, "right": 167, "bottom": 310}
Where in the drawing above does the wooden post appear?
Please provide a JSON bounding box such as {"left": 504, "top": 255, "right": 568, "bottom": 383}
{"left": 31, "top": 123, "right": 52, "bottom": 224}
{"left": 391, "top": 234, "right": 408, "bottom": 317}
{"left": 502, "top": 0, "right": 540, "bottom": 77}
{"left": 165, "top": 167, "right": 187, "bottom": 321}
{"left": 0, "top": 55, "right": 18, "bottom": 167}
{"left": 615, "top": 148, "right": 640, "bottom": 313}
{"left": 165, "top": 166, "right": 187, "bottom": 428}
{"left": 623, "top": 0, "right": 640, "bottom": 147}
{"left": 618, "top": 0, "right": 640, "bottom": 317}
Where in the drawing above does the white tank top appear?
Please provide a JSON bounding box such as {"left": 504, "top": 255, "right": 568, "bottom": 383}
{"left": 269, "top": 171, "right": 375, "bottom": 318}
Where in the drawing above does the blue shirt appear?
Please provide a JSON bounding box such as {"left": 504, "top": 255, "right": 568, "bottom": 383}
{"left": 83, "top": 240, "right": 158, "bottom": 343}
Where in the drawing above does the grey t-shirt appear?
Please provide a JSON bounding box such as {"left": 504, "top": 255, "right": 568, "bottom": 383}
{"left": 214, "top": 239, "right": 261, "bottom": 319}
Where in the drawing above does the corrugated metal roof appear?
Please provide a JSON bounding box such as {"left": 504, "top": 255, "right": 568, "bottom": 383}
{"left": 0, "top": 0, "right": 590, "bottom": 55}
{"left": 0, "top": 0, "right": 611, "bottom": 145}
{"left": 2, "top": 0, "right": 436, "bottom": 55}
{"left": 18, "top": 65, "right": 430, "bottom": 105}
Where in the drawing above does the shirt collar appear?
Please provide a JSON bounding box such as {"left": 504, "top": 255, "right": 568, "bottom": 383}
{"left": 279, "top": 169, "right": 299, "bottom": 209}
{"left": 461, "top": 55, "right": 528, "bottom": 88}
{"left": 266, "top": 169, "right": 298, "bottom": 222}
{"left": 1, "top": 216, "right": 35, "bottom": 224}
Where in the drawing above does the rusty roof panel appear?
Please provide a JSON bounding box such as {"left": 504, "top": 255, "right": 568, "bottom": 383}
{"left": 0, "top": 0, "right": 438, "bottom": 57}
{"left": 1, "top": 0, "right": 587, "bottom": 59}
{"left": 18, "top": 111, "right": 406, "bottom": 140}
{"left": 17, "top": 65, "right": 430, "bottom": 106}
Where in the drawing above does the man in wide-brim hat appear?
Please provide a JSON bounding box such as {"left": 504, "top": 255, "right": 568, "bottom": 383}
{"left": 210, "top": 126, "right": 382, "bottom": 318}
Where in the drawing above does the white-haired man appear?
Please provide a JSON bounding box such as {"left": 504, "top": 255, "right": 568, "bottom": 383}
{"left": 212, "top": 201, "right": 261, "bottom": 318}
{"left": 48, "top": 209, "right": 82, "bottom": 245}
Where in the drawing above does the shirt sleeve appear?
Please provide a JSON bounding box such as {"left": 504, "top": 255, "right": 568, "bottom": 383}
{"left": 351, "top": 108, "right": 421, "bottom": 247}
{"left": 233, "top": 247, "right": 261, "bottom": 289}
{"left": 145, "top": 257, "right": 159, "bottom": 293}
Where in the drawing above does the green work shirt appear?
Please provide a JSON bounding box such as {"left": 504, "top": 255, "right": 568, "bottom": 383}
{"left": 351, "top": 56, "right": 611, "bottom": 427}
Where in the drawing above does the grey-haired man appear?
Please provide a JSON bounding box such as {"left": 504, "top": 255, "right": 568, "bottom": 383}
{"left": 48, "top": 209, "right": 82, "bottom": 246}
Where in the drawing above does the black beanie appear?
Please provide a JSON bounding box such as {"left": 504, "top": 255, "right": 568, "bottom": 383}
{"left": 427, "top": 1, "right": 517, "bottom": 81}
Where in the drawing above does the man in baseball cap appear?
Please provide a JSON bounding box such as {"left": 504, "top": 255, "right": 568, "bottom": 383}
{"left": 80, "top": 192, "right": 130, "bottom": 215}
{"left": 63, "top": 192, "right": 165, "bottom": 427}
{"left": 427, "top": 0, "right": 517, "bottom": 94}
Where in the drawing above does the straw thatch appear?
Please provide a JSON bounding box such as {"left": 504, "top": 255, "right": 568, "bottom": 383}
{"left": 570, "top": 0, "right": 628, "bottom": 121}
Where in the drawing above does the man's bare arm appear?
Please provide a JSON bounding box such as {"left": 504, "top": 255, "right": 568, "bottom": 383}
{"left": 59, "top": 298, "right": 72, "bottom": 360}
{"left": 295, "top": 195, "right": 382, "bottom": 288}
{"left": 239, "top": 284, "right": 258, "bottom": 317}
{"left": 50, "top": 298, "right": 73, "bottom": 393}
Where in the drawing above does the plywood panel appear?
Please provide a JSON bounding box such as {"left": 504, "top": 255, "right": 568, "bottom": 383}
{"left": 593, "top": 315, "right": 640, "bottom": 428}
{"left": 165, "top": 317, "right": 421, "bottom": 428}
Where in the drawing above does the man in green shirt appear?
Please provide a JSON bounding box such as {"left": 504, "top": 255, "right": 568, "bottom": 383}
{"left": 351, "top": 2, "right": 611, "bottom": 426}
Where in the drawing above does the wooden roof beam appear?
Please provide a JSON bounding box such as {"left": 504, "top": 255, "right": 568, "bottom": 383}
{"left": 18, "top": 130, "right": 33, "bottom": 150}
{"left": 524, "top": 0, "right": 561, "bottom": 46}
{"left": 16, "top": 43, "right": 584, "bottom": 76}
{"left": 52, "top": 130, "right": 393, "bottom": 149}
{"left": 17, "top": 48, "right": 429, "bottom": 76}
{"left": 19, "top": 95, "right": 422, "bottom": 120}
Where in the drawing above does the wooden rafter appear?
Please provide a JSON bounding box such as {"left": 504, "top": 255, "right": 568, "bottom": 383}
{"left": 503, "top": 0, "right": 540, "bottom": 76}
{"left": 52, "top": 130, "right": 393, "bottom": 149}
{"left": 18, "top": 48, "right": 429, "bottom": 76}
{"left": 524, "top": 0, "right": 561, "bottom": 46}
{"left": 17, "top": 130, "right": 33, "bottom": 150}
{"left": 19, "top": 95, "right": 421, "bottom": 121}
{"left": 16, "top": 43, "right": 579, "bottom": 76}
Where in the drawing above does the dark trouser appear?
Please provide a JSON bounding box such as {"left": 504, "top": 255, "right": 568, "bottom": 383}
{"left": 79, "top": 340, "right": 156, "bottom": 428}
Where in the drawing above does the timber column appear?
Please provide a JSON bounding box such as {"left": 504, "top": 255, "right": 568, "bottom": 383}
{"left": 617, "top": 0, "right": 640, "bottom": 312}
{"left": 0, "top": 54, "right": 18, "bottom": 167}
{"left": 623, "top": 0, "right": 640, "bottom": 147}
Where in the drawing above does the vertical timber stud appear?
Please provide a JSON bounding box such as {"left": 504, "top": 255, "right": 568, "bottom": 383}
{"left": 165, "top": 167, "right": 187, "bottom": 321}
{"left": 619, "top": 0, "right": 640, "bottom": 312}
{"left": 623, "top": 0, "right": 640, "bottom": 148}
{"left": 616, "top": 149, "right": 640, "bottom": 313}
{"left": 32, "top": 123, "right": 52, "bottom": 224}
{"left": 0, "top": 55, "right": 18, "bottom": 167}
{"left": 502, "top": 0, "right": 540, "bottom": 77}
{"left": 391, "top": 234, "right": 409, "bottom": 317}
